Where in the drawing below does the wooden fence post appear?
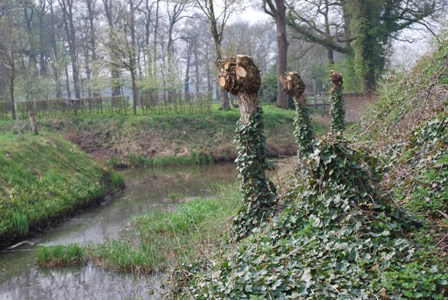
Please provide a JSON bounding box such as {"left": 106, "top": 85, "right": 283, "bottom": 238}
{"left": 28, "top": 111, "right": 38, "bottom": 135}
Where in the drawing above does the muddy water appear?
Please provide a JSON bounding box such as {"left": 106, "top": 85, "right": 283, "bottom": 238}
{"left": 0, "top": 164, "right": 237, "bottom": 300}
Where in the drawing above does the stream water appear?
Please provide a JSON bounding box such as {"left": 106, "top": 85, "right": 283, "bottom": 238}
{"left": 0, "top": 164, "right": 237, "bottom": 300}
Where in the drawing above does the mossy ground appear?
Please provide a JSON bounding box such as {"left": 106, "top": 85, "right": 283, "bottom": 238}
{"left": 0, "top": 132, "right": 124, "bottom": 247}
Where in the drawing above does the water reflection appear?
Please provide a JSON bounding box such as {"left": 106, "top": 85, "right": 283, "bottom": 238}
{"left": 0, "top": 164, "right": 237, "bottom": 299}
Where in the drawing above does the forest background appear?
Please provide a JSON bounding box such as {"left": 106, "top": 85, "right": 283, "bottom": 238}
{"left": 0, "top": 0, "right": 446, "bottom": 117}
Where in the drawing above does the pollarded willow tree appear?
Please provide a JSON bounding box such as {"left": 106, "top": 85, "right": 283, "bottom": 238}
{"left": 217, "top": 55, "right": 277, "bottom": 240}
{"left": 279, "top": 71, "right": 313, "bottom": 158}
{"left": 329, "top": 70, "right": 345, "bottom": 133}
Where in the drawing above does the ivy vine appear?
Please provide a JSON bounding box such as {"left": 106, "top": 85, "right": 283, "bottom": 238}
{"left": 232, "top": 107, "right": 277, "bottom": 241}
{"left": 294, "top": 102, "right": 314, "bottom": 158}
{"left": 329, "top": 70, "right": 345, "bottom": 133}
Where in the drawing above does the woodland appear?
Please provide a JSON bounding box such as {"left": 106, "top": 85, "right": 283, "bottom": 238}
{"left": 0, "top": 0, "right": 446, "bottom": 114}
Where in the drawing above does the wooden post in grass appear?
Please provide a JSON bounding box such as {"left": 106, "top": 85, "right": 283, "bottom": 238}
{"left": 28, "top": 111, "right": 38, "bottom": 135}
{"left": 15, "top": 113, "right": 22, "bottom": 140}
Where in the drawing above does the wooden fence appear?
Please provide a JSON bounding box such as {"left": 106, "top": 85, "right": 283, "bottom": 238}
{"left": 16, "top": 96, "right": 130, "bottom": 118}
{"left": 140, "top": 92, "right": 212, "bottom": 115}
{"left": 0, "top": 92, "right": 212, "bottom": 119}
{"left": 0, "top": 92, "right": 373, "bottom": 120}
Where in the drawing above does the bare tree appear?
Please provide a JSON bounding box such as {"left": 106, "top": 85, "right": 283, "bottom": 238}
{"left": 194, "top": 0, "right": 243, "bottom": 109}
{"left": 58, "top": 0, "right": 81, "bottom": 98}
{"left": 0, "top": 7, "right": 24, "bottom": 120}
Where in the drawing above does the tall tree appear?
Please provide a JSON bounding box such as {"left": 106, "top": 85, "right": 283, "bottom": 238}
{"left": 0, "top": 13, "right": 21, "bottom": 120}
{"left": 84, "top": 0, "right": 99, "bottom": 96}
{"left": 194, "top": 0, "right": 242, "bottom": 109}
{"left": 285, "top": 0, "right": 446, "bottom": 93}
{"left": 105, "top": 3, "right": 140, "bottom": 114}
{"left": 102, "top": 0, "right": 123, "bottom": 97}
{"left": 263, "top": 0, "right": 289, "bottom": 108}
{"left": 58, "top": 0, "right": 81, "bottom": 98}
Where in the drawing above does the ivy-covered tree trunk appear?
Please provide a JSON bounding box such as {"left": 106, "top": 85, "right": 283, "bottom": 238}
{"left": 279, "top": 72, "right": 313, "bottom": 158}
{"left": 329, "top": 70, "right": 345, "bottom": 133}
{"left": 218, "top": 55, "right": 277, "bottom": 240}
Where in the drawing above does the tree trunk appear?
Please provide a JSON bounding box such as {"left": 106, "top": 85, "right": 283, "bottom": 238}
{"left": 15, "top": 114, "right": 22, "bottom": 140}
{"left": 184, "top": 43, "right": 191, "bottom": 94}
{"left": 131, "top": 67, "right": 138, "bottom": 115}
{"left": 10, "top": 74, "right": 16, "bottom": 120}
{"left": 38, "top": 12, "right": 48, "bottom": 76}
{"left": 265, "top": 0, "right": 289, "bottom": 108}
{"left": 275, "top": 0, "right": 289, "bottom": 109}
{"left": 49, "top": 0, "right": 62, "bottom": 98}
{"left": 280, "top": 72, "right": 313, "bottom": 157}
{"left": 65, "top": 64, "right": 71, "bottom": 98}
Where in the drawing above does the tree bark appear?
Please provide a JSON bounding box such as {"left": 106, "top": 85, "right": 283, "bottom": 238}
{"left": 10, "top": 72, "right": 16, "bottom": 120}
{"left": 265, "top": 0, "right": 289, "bottom": 109}
{"left": 49, "top": 0, "right": 62, "bottom": 98}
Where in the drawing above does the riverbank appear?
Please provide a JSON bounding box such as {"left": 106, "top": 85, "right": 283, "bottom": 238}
{"left": 0, "top": 105, "right": 328, "bottom": 167}
{"left": 0, "top": 132, "right": 124, "bottom": 248}
{"left": 35, "top": 38, "right": 448, "bottom": 298}
{"left": 36, "top": 182, "right": 240, "bottom": 275}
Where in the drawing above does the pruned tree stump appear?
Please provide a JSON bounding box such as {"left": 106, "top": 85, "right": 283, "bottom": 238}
{"left": 218, "top": 55, "right": 276, "bottom": 240}
{"left": 330, "top": 70, "right": 343, "bottom": 93}
{"left": 279, "top": 71, "right": 306, "bottom": 105}
{"left": 279, "top": 71, "right": 314, "bottom": 158}
{"left": 329, "top": 70, "right": 345, "bottom": 133}
{"left": 218, "top": 55, "right": 261, "bottom": 123}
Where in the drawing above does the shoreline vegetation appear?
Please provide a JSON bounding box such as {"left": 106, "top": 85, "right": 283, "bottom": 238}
{"left": 36, "top": 183, "right": 240, "bottom": 274}
{"left": 0, "top": 133, "right": 125, "bottom": 248}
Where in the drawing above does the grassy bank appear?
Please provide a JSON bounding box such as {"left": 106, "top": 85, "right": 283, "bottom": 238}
{"left": 37, "top": 183, "right": 240, "bottom": 274}
{"left": 0, "top": 105, "right": 328, "bottom": 167}
{"left": 0, "top": 132, "right": 124, "bottom": 247}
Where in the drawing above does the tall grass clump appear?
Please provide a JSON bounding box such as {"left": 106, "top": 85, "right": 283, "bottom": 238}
{"left": 36, "top": 243, "right": 84, "bottom": 267}
{"left": 12, "top": 211, "right": 29, "bottom": 236}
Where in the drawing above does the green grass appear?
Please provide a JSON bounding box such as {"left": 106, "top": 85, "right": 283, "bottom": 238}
{"left": 0, "top": 132, "right": 124, "bottom": 246}
{"left": 36, "top": 243, "right": 85, "bottom": 267}
{"left": 36, "top": 183, "right": 240, "bottom": 273}
{"left": 0, "top": 104, "right": 329, "bottom": 167}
